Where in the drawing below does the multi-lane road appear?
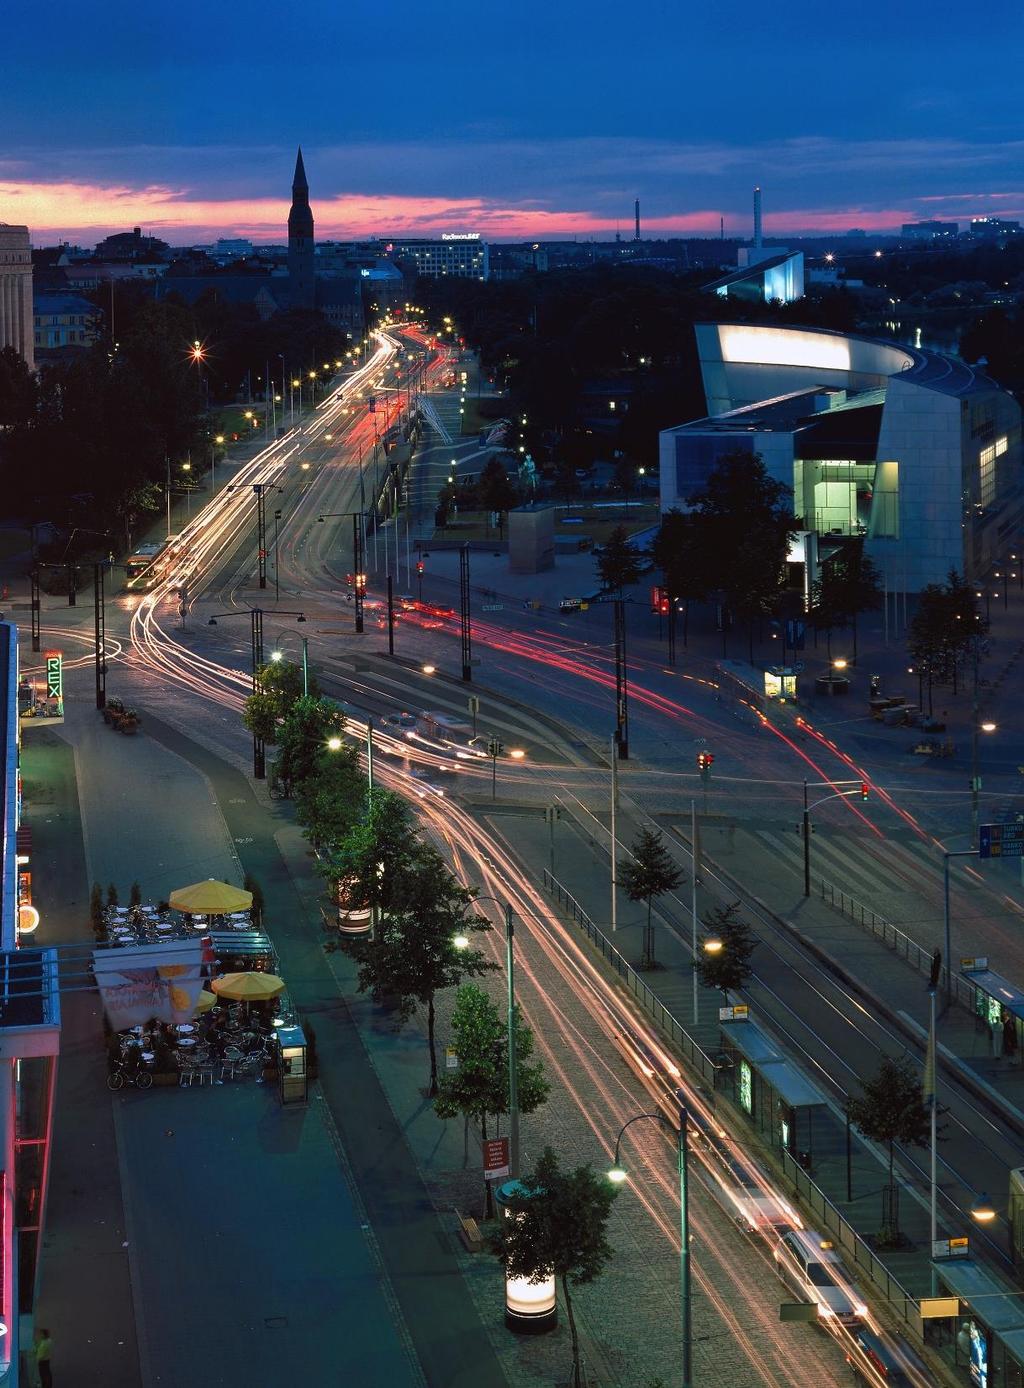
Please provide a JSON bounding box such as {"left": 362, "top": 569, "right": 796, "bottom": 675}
{"left": 52, "top": 328, "right": 975, "bottom": 1385}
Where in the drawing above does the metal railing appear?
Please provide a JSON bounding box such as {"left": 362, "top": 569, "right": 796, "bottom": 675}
{"left": 541, "top": 870, "right": 720, "bottom": 1088}
{"left": 542, "top": 867, "right": 932, "bottom": 1335}
{"left": 818, "top": 878, "right": 978, "bottom": 1011}
{"left": 779, "top": 1150, "right": 925, "bottom": 1342}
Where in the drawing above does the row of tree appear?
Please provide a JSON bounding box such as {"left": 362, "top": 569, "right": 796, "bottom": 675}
{"left": 0, "top": 293, "right": 350, "bottom": 541}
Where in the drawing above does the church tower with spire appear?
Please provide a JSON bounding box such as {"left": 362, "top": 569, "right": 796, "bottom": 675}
{"left": 287, "top": 147, "right": 315, "bottom": 309}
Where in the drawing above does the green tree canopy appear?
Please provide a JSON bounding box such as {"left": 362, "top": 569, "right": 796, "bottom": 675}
{"left": 619, "top": 828, "right": 684, "bottom": 970}
{"left": 434, "top": 983, "right": 550, "bottom": 1208}
{"left": 695, "top": 902, "right": 756, "bottom": 999}
{"left": 595, "top": 525, "right": 645, "bottom": 593}
{"left": 488, "top": 1146, "right": 618, "bottom": 1388}
{"left": 340, "top": 791, "right": 498, "bottom": 1092}
{"left": 847, "top": 1055, "right": 930, "bottom": 1245}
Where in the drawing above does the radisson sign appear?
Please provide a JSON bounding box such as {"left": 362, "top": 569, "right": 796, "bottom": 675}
{"left": 441, "top": 233, "right": 481, "bottom": 242}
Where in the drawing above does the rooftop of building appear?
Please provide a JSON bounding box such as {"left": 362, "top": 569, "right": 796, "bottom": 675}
{"left": 700, "top": 321, "right": 1003, "bottom": 400}
{"left": 668, "top": 385, "right": 885, "bottom": 458}
{"left": 33, "top": 293, "right": 98, "bottom": 315}
{"left": 704, "top": 251, "right": 799, "bottom": 293}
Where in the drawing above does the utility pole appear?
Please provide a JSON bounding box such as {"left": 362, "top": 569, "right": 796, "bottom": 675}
{"left": 506, "top": 903, "right": 519, "bottom": 1180}
{"left": 460, "top": 543, "right": 472, "bottom": 681}
{"left": 614, "top": 597, "right": 629, "bottom": 758}
{"left": 610, "top": 734, "right": 619, "bottom": 931}
{"left": 94, "top": 561, "right": 107, "bottom": 709}
{"left": 386, "top": 574, "right": 395, "bottom": 656}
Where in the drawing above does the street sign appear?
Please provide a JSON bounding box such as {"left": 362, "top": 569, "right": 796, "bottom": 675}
{"left": 719, "top": 1004, "right": 749, "bottom": 1022}
{"left": 961, "top": 956, "right": 989, "bottom": 973}
{"left": 979, "top": 822, "right": 1024, "bottom": 859}
{"left": 481, "top": 604, "right": 503, "bottom": 611}
{"left": 780, "top": 1302, "right": 818, "bottom": 1323}
{"left": 932, "top": 1236, "right": 970, "bottom": 1260}
{"left": 483, "top": 1137, "right": 510, "bottom": 1182}
{"left": 919, "top": 1297, "right": 960, "bottom": 1319}
{"left": 445, "top": 1047, "right": 458, "bottom": 1070}
{"left": 467, "top": 696, "right": 480, "bottom": 715}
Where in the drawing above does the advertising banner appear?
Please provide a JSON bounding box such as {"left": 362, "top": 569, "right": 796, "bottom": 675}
{"left": 483, "top": 1137, "right": 511, "bottom": 1182}
{"left": 93, "top": 941, "right": 205, "bottom": 1030}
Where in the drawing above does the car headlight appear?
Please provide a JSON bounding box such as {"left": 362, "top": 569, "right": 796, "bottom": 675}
{"left": 817, "top": 1303, "right": 834, "bottom": 1318}
{"left": 854, "top": 1303, "right": 868, "bottom": 1318}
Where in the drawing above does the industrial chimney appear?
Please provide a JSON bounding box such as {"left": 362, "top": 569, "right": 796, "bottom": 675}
{"left": 753, "top": 186, "right": 763, "bottom": 249}
{"left": 634, "top": 199, "right": 641, "bottom": 242}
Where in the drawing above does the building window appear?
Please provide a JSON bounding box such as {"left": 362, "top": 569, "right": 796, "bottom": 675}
{"left": 980, "top": 444, "right": 997, "bottom": 508}
{"left": 738, "top": 1060, "right": 753, "bottom": 1114}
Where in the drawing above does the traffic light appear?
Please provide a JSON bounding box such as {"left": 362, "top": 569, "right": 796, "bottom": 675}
{"left": 487, "top": 738, "right": 504, "bottom": 759}
{"left": 416, "top": 561, "right": 425, "bottom": 575}
{"left": 697, "top": 751, "right": 714, "bottom": 780}
{"left": 860, "top": 782, "right": 869, "bottom": 800}
{"left": 354, "top": 572, "right": 367, "bottom": 595}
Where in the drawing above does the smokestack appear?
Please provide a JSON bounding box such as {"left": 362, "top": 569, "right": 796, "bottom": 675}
{"left": 634, "top": 199, "right": 641, "bottom": 242}
{"left": 720, "top": 216, "right": 724, "bottom": 240}
{"left": 753, "top": 186, "right": 763, "bottom": 248}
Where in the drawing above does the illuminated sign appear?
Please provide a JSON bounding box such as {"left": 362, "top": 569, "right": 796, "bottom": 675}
{"left": 738, "top": 1059, "right": 753, "bottom": 1114}
{"left": 441, "top": 233, "right": 481, "bottom": 242}
{"left": 44, "top": 651, "right": 63, "bottom": 710}
{"left": 18, "top": 904, "right": 39, "bottom": 934}
{"left": 718, "top": 325, "right": 852, "bottom": 372}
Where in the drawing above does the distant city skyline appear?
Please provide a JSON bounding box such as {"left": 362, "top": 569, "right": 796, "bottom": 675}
{"left": 2, "top": 0, "right": 1021, "bottom": 244}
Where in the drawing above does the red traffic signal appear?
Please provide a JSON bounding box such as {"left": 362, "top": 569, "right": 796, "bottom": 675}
{"left": 416, "top": 561, "right": 425, "bottom": 574}
{"left": 697, "top": 752, "right": 714, "bottom": 770}
{"left": 860, "top": 781, "right": 869, "bottom": 800}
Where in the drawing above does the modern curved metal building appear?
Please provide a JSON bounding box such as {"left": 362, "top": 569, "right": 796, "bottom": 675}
{"left": 659, "top": 323, "right": 1024, "bottom": 592}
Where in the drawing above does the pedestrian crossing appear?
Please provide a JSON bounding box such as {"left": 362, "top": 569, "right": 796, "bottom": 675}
{"left": 752, "top": 825, "right": 945, "bottom": 928}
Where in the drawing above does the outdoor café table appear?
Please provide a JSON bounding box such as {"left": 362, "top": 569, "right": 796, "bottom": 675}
{"left": 177, "top": 1037, "right": 197, "bottom": 1048}
{"left": 141, "top": 1052, "right": 155, "bottom": 1063}
{"left": 156, "top": 922, "right": 173, "bottom": 932}
{"left": 176, "top": 1024, "right": 196, "bottom": 1035}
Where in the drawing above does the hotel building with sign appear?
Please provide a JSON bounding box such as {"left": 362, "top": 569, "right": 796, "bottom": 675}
{"left": 383, "top": 235, "right": 489, "bottom": 281}
{"left": 659, "top": 322, "right": 1024, "bottom": 594}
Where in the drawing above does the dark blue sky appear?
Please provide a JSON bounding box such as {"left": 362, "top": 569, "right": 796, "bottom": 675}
{"left": 2, "top": 0, "right": 1021, "bottom": 241}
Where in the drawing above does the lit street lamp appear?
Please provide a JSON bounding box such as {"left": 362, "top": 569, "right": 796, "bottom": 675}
{"left": 608, "top": 1093, "right": 694, "bottom": 1388}
{"left": 207, "top": 608, "right": 306, "bottom": 777}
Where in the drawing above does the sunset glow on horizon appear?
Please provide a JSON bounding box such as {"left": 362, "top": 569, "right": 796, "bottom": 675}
{"left": 5, "top": 176, "right": 1015, "bottom": 245}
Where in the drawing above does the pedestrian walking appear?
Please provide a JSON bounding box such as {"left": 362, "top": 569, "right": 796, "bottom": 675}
{"left": 34, "top": 1327, "right": 53, "bottom": 1387}
{"left": 1004, "top": 1015, "right": 1018, "bottom": 1064}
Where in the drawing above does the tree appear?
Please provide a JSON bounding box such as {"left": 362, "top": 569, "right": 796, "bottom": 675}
{"left": 129, "top": 881, "right": 142, "bottom": 906}
{"left": 829, "top": 551, "right": 882, "bottom": 661}
{"left": 434, "top": 983, "right": 550, "bottom": 1212}
{"left": 847, "top": 1055, "right": 930, "bottom": 1246}
{"left": 685, "top": 452, "right": 795, "bottom": 657}
{"left": 907, "top": 569, "right": 987, "bottom": 706}
{"left": 695, "top": 902, "right": 756, "bottom": 1000}
{"left": 618, "top": 828, "right": 683, "bottom": 969}
{"left": 243, "top": 871, "right": 264, "bottom": 927}
{"left": 340, "top": 791, "right": 498, "bottom": 1093}
{"left": 488, "top": 1146, "right": 618, "bottom": 1388}
{"left": 241, "top": 659, "right": 321, "bottom": 757}
{"left": 293, "top": 739, "right": 365, "bottom": 854}
{"left": 273, "top": 696, "right": 344, "bottom": 795}
{"left": 477, "top": 457, "right": 519, "bottom": 535}
{"left": 595, "top": 525, "right": 644, "bottom": 593}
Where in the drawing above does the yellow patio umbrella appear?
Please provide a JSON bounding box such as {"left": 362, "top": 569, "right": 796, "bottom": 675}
{"left": 211, "top": 972, "right": 286, "bottom": 1002}
{"left": 194, "top": 990, "right": 217, "bottom": 1015}
{"left": 168, "top": 879, "right": 253, "bottom": 914}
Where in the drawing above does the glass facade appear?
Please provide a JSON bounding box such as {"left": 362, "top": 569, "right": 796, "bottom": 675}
{"left": 674, "top": 435, "right": 753, "bottom": 503}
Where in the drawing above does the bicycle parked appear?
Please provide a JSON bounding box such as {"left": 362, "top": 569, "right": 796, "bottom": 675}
{"left": 106, "top": 1061, "right": 154, "bottom": 1091}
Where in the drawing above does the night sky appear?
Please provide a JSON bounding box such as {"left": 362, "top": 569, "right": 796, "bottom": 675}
{"left": 2, "top": 0, "right": 1021, "bottom": 243}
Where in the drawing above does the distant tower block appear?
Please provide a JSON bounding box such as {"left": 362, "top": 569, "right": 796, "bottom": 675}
{"left": 753, "top": 186, "right": 763, "bottom": 248}
{"left": 634, "top": 199, "right": 641, "bottom": 242}
{"left": 0, "top": 225, "right": 34, "bottom": 370}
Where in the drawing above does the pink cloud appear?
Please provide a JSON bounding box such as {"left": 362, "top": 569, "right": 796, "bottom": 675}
{"left": 6, "top": 175, "right": 1022, "bottom": 244}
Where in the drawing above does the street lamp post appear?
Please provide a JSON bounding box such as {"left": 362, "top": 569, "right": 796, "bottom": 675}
{"left": 274, "top": 509, "right": 282, "bottom": 602}
{"left": 971, "top": 714, "right": 997, "bottom": 834}
{"left": 608, "top": 1094, "right": 693, "bottom": 1388}
{"left": 943, "top": 848, "right": 980, "bottom": 1010}
{"left": 207, "top": 608, "right": 306, "bottom": 777}
{"left": 803, "top": 778, "right": 869, "bottom": 896}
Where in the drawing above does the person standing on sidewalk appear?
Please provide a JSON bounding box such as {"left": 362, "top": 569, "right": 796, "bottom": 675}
{"left": 34, "top": 1327, "right": 53, "bottom": 1387}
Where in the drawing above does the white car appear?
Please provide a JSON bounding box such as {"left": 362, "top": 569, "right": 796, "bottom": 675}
{"left": 774, "top": 1229, "right": 867, "bottom": 1326}
{"left": 720, "top": 1160, "right": 800, "bottom": 1233}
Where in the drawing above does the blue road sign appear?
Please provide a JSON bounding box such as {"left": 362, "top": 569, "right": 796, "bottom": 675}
{"left": 979, "top": 823, "right": 1024, "bottom": 859}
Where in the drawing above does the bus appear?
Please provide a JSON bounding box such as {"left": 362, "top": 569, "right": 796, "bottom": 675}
{"left": 123, "top": 536, "right": 186, "bottom": 591}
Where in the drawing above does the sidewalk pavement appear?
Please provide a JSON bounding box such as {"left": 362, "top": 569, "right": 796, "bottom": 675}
{"left": 28, "top": 689, "right": 430, "bottom": 1388}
